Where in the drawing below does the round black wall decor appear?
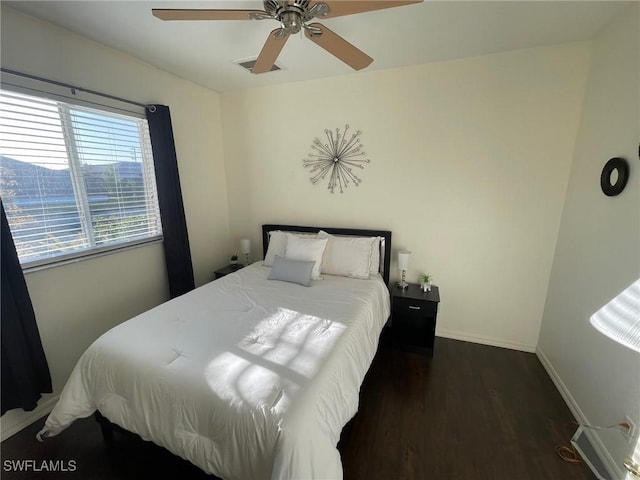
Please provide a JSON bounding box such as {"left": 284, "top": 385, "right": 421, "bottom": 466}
{"left": 600, "top": 157, "right": 629, "bottom": 196}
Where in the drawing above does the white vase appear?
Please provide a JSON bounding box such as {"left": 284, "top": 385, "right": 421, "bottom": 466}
{"left": 421, "top": 282, "right": 431, "bottom": 292}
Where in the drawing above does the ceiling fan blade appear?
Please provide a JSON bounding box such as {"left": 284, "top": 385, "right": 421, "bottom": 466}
{"left": 304, "top": 23, "right": 373, "bottom": 71}
{"left": 253, "top": 29, "right": 290, "bottom": 74}
{"left": 314, "top": 0, "right": 422, "bottom": 19}
{"left": 152, "top": 9, "right": 264, "bottom": 21}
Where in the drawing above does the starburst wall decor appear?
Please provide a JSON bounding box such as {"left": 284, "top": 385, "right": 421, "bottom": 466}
{"left": 303, "top": 124, "right": 370, "bottom": 194}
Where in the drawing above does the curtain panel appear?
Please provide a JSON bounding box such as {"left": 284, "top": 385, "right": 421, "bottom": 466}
{"left": 1, "top": 201, "right": 52, "bottom": 415}
{"left": 146, "top": 105, "right": 195, "bottom": 298}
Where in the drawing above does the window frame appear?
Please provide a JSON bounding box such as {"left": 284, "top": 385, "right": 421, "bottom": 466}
{"left": 0, "top": 72, "right": 164, "bottom": 272}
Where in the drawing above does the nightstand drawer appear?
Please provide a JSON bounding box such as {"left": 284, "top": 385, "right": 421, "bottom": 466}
{"left": 393, "top": 297, "right": 437, "bottom": 318}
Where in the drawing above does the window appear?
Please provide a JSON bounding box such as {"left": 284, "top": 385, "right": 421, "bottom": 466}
{"left": 0, "top": 88, "right": 162, "bottom": 268}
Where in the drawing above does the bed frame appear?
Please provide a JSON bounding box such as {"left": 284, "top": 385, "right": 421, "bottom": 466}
{"left": 262, "top": 224, "right": 392, "bottom": 286}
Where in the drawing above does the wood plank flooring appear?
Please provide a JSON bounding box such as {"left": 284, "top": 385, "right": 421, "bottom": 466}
{"left": 1, "top": 338, "right": 595, "bottom": 479}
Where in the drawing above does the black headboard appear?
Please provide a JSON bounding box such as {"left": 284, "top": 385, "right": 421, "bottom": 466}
{"left": 262, "top": 224, "right": 392, "bottom": 286}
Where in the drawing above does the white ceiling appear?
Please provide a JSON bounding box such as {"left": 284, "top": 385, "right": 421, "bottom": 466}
{"left": 4, "top": 1, "right": 631, "bottom": 93}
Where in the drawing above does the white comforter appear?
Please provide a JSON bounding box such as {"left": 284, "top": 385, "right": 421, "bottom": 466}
{"left": 38, "top": 262, "right": 390, "bottom": 480}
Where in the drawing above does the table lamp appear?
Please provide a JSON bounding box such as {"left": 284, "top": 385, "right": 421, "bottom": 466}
{"left": 240, "top": 238, "right": 251, "bottom": 266}
{"left": 397, "top": 250, "right": 410, "bottom": 290}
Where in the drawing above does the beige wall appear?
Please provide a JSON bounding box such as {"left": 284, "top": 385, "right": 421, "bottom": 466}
{"left": 222, "top": 42, "right": 590, "bottom": 352}
{"left": 538, "top": 4, "right": 640, "bottom": 478}
{"left": 0, "top": 7, "right": 230, "bottom": 438}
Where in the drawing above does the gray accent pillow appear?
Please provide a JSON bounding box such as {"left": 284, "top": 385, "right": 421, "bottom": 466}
{"left": 268, "top": 255, "right": 315, "bottom": 287}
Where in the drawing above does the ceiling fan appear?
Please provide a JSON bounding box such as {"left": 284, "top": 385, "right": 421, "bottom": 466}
{"left": 152, "top": 1, "right": 422, "bottom": 74}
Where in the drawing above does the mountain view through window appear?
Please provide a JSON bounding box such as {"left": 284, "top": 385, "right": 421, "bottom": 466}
{"left": 0, "top": 89, "right": 162, "bottom": 266}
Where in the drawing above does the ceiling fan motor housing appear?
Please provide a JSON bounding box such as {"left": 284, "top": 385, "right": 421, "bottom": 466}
{"left": 264, "top": 0, "right": 326, "bottom": 34}
{"left": 264, "top": 0, "right": 312, "bottom": 15}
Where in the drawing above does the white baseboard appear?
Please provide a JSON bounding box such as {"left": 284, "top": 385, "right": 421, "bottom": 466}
{"left": 536, "top": 346, "right": 623, "bottom": 480}
{"left": 0, "top": 395, "right": 59, "bottom": 442}
{"left": 437, "top": 328, "right": 537, "bottom": 353}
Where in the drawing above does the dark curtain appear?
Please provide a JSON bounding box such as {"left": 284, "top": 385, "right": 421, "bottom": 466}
{"left": 1, "top": 201, "right": 52, "bottom": 416}
{"left": 146, "top": 105, "right": 195, "bottom": 298}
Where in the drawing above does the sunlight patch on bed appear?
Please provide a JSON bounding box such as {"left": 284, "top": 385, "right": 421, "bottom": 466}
{"left": 204, "top": 308, "right": 346, "bottom": 411}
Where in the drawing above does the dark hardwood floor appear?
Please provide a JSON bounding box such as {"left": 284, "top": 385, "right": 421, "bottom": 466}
{"left": 1, "top": 338, "right": 595, "bottom": 479}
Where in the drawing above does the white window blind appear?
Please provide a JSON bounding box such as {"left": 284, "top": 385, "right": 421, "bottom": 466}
{"left": 0, "top": 88, "right": 162, "bottom": 268}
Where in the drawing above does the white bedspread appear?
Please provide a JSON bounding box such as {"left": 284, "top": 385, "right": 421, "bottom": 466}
{"left": 37, "top": 263, "right": 390, "bottom": 480}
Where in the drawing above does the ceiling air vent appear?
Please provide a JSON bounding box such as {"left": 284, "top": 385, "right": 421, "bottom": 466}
{"left": 235, "top": 59, "right": 282, "bottom": 73}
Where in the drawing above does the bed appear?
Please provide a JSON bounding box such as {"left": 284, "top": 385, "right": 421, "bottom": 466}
{"left": 37, "top": 224, "right": 392, "bottom": 479}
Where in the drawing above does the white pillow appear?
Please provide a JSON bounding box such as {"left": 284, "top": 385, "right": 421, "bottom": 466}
{"left": 263, "top": 230, "right": 317, "bottom": 266}
{"left": 317, "top": 230, "right": 375, "bottom": 279}
{"left": 284, "top": 234, "right": 328, "bottom": 280}
{"left": 263, "top": 231, "right": 287, "bottom": 267}
{"left": 369, "top": 236, "right": 382, "bottom": 275}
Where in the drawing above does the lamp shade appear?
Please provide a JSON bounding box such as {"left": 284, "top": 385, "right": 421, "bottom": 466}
{"left": 398, "top": 250, "right": 410, "bottom": 271}
{"left": 240, "top": 238, "right": 251, "bottom": 254}
{"left": 590, "top": 279, "right": 640, "bottom": 353}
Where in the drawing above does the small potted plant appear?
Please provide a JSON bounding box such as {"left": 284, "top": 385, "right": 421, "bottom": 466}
{"left": 420, "top": 273, "right": 432, "bottom": 292}
{"left": 230, "top": 254, "right": 239, "bottom": 265}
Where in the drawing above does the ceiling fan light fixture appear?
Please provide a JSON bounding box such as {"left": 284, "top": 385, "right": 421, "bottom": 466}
{"left": 280, "top": 10, "right": 303, "bottom": 33}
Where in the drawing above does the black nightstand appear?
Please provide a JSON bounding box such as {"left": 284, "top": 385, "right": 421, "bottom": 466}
{"left": 213, "top": 263, "right": 244, "bottom": 280}
{"left": 389, "top": 283, "right": 440, "bottom": 355}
